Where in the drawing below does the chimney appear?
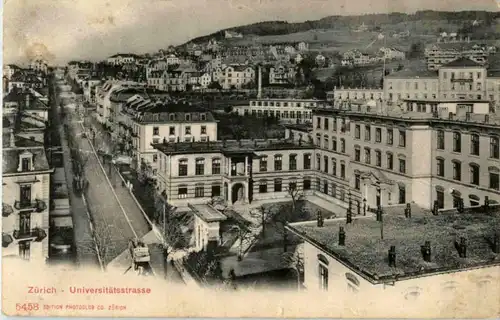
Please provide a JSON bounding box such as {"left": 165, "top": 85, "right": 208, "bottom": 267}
{"left": 9, "top": 128, "right": 15, "bottom": 147}
{"left": 404, "top": 203, "right": 412, "bottom": 218}
{"left": 421, "top": 241, "right": 432, "bottom": 262}
{"left": 339, "top": 226, "right": 346, "bottom": 246}
{"left": 493, "top": 233, "right": 500, "bottom": 254}
{"left": 257, "top": 66, "right": 262, "bottom": 99}
{"left": 388, "top": 246, "right": 396, "bottom": 267}
{"left": 456, "top": 237, "right": 467, "bottom": 258}
{"left": 316, "top": 211, "right": 324, "bottom": 227}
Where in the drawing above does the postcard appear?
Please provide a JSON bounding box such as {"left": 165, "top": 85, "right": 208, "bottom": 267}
{"left": 2, "top": 0, "right": 500, "bottom": 317}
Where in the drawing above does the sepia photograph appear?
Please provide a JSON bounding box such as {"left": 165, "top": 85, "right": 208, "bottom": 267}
{"left": 2, "top": 0, "right": 500, "bottom": 317}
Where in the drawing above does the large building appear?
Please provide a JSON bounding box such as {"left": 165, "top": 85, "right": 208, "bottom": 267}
{"left": 2, "top": 127, "right": 52, "bottom": 262}
{"left": 118, "top": 99, "right": 218, "bottom": 177}
{"left": 232, "top": 98, "right": 318, "bottom": 123}
{"left": 287, "top": 205, "right": 500, "bottom": 300}
{"left": 152, "top": 139, "right": 316, "bottom": 207}
{"left": 424, "top": 43, "right": 495, "bottom": 70}
{"left": 329, "top": 58, "right": 500, "bottom": 107}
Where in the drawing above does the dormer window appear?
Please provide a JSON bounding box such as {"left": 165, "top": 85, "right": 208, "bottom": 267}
{"left": 200, "top": 113, "right": 206, "bottom": 121}
{"left": 185, "top": 114, "right": 191, "bottom": 121}
{"left": 18, "top": 151, "right": 33, "bottom": 172}
{"left": 169, "top": 114, "right": 175, "bottom": 121}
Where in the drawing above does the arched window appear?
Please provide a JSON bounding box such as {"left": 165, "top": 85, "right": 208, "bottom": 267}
{"left": 345, "top": 272, "right": 360, "bottom": 293}
{"left": 331, "top": 136, "right": 337, "bottom": 151}
{"left": 489, "top": 166, "right": 499, "bottom": 190}
{"left": 318, "top": 254, "right": 329, "bottom": 291}
{"left": 437, "top": 130, "right": 445, "bottom": 149}
{"left": 470, "top": 133, "right": 480, "bottom": 156}
{"left": 490, "top": 135, "right": 499, "bottom": 159}
{"left": 340, "top": 138, "right": 346, "bottom": 153}
{"left": 274, "top": 154, "right": 283, "bottom": 171}
{"left": 435, "top": 185, "right": 444, "bottom": 209}
{"left": 452, "top": 159, "right": 462, "bottom": 181}
{"left": 323, "top": 134, "right": 329, "bottom": 149}
{"left": 469, "top": 163, "right": 480, "bottom": 185}
{"left": 195, "top": 158, "right": 205, "bottom": 175}
{"left": 453, "top": 132, "right": 461, "bottom": 152}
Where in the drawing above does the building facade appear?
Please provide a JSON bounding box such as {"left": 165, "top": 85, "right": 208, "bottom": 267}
{"left": 232, "top": 98, "right": 317, "bottom": 123}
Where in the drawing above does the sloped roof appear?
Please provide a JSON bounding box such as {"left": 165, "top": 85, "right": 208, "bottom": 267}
{"left": 3, "top": 148, "right": 50, "bottom": 174}
{"left": 385, "top": 69, "right": 438, "bottom": 79}
{"left": 442, "top": 57, "right": 482, "bottom": 68}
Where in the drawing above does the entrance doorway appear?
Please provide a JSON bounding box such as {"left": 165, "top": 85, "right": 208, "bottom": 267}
{"left": 231, "top": 183, "right": 245, "bottom": 204}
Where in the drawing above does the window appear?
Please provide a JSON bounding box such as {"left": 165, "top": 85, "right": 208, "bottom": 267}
{"left": 153, "top": 154, "right": 158, "bottom": 163}
{"left": 323, "top": 156, "right": 329, "bottom": 173}
{"left": 195, "top": 184, "right": 204, "bottom": 198}
{"left": 201, "top": 126, "right": 207, "bottom": 135}
{"left": 178, "top": 186, "right": 188, "bottom": 199}
{"left": 365, "top": 148, "right": 371, "bottom": 164}
{"left": 453, "top": 160, "right": 461, "bottom": 181}
{"left": 260, "top": 156, "right": 268, "bottom": 172}
{"left": 274, "top": 155, "right": 283, "bottom": 171}
{"left": 332, "top": 137, "right": 337, "bottom": 151}
{"left": 316, "top": 154, "right": 321, "bottom": 170}
{"left": 323, "top": 181, "right": 328, "bottom": 194}
{"left": 212, "top": 158, "right": 221, "bottom": 174}
{"left": 399, "top": 158, "right": 406, "bottom": 174}
{"left": 490, "top": 136, "right": 499, "bottom": 159}
{"left": 315, "top": 134, "right": 321, "bottom": 146}
{"left": 323, "top": 135, "right": 329, "bottom": 149}
{"left": 274, "top": 178, "right": 282, "bottom": 192}
{"left": 303, "top": 178, "right": 311, "bottom": 190}
{"left": 332, "top": 158, "right": 337, "bottom": 176}
{"left": 340, "top": 139, "right": 345, "bottom": 153}
{"left": 398, "top": 184, "right": 406, "bottom": 204}
{"left": 340, "top": 163, "right": 346, "bottom": 179}
{"left": 375, "top": 128, "right": 381, "bottom": 143}
{"left": 201, "top": 113, "right": 206, "bottom": 121}
{"left": 315, "top": 178, "right": 321, "bottom": 191}
{"left": 355, "top": 125, "right": 361, "bottom": 139}
{"left": 21, "top": 158, "right": 30, "bottom": 171}
{"left": 332, "top": 117, "right": 337, "bottom": 131}
{"left": 287, "top": 154, "right": 297, "bottom": 171}
{"left": 185, "top": 126, "right": 191, "bottom": 135}
{"left": 375, "top": 150, "right": 381, "bottom": 167}
{"left": 319, "top": 260, "right": 329, "bottom": 291}
{"left": 19, "top": 241, "right": 30, "bottom": 260}
{"left": 470, "top": 134, "right": 480, "bottom": 156}
{"left": 324, "top": 118, "right": 329, "bottom": 130}
{"left": 354, "top": 147, "right": 361, "bottom": 162}
{"left": 354, "top": 174, "right": 360, "bottom": 190}
{"left": 185, "top": 114, "right": 191, "bottom": 121}
{"left": 399, "top": 130, "right": 406, "bottom": 147}
{"left": 20, "top": 185, "right": 32, "bottom": 207}
{"left": 169, "top": 126, "right": 175, "bottom": 135}
{"left": 303, "top": 154, "right": 311, "bottom": 170}
{"left": 178, "top": 159, "right": 188, "bottom": 176}
{"left": 316, "top": 117, "right": 321, "bottom": 129}
{"left": 489, "top": 167, "right": 499, "bottom": 190}
{"left": 470, "top": 164, "right": 480, "bottom": 185}
{"left": 437, "top": 130, "right": 445, "bottom": 149}
{"left": 153, "top": 126, "right": 159, "bottom": 135}
{"left": 259, "top": 180, "right": 268, "bottom": 193}
{"left": 387, "top": 129, "right": 393, "bottom": 145}
{"left": 195, "top": 158, "right": 205, "bottom": 175}
{"left": 387, "top": 153, "right": 394, "bottom": 170}
{"left": 436, "top": 188, "right": 444, "bottom": 209}
{"left": 436, "top": 158, "right": 444, "bottom": 177}
{"left": 365, "top": 125, "right": 371, "bottom": 141}
{"left": 453, "top": 132, "right": 461, "bottom": 152}
{"left": 211, "top": 185, "right": 221, "bottom": 197}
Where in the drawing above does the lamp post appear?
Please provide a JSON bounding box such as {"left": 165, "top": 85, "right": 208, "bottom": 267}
{"left": 363, "top": 198, "right": 367, "bottom": 216}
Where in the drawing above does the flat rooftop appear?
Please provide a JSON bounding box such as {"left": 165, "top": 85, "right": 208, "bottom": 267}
{"left": 153, "top": 139, "right": 314, "bottom": 155}
{"left": 189, "top": 204, "right": 227, "bottom": 223}
{"left": 288, "top": 208, "right": 500, "bottom": 283}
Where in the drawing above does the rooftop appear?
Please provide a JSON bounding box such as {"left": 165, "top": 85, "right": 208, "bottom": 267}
{"left": 288, "top": 207, "right": 500, "bottom": 283}
{"left": 442, "top": 57, "right": 482, "bottom": 68}
{"left": 152, "top": 138, "right": 314, "bottom": 155}
{"left": 189, "top": 204, "right": 227, "bottom": 223}
{"left": 3, "top": 148, "right": 50, "bottom": 175}
{"left": 385, "top": 69, "right": 438, "bottom": 79}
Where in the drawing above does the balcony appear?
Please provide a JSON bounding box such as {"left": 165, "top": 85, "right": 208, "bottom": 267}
{"left": 14, "top": 199, "right": 47, "bottom": 212}
{"left": 13, "top": 228, "right": 47, "bottom": 242}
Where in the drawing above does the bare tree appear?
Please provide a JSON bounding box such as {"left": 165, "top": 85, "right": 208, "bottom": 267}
{"left": 281, "top": 245, "right": 304, "bottom": 291}
{"left": 229, "top": 225, "right": 253, "bottom": 260}
{"left": 80, "top": 223, "right": 114, "bottom": 271}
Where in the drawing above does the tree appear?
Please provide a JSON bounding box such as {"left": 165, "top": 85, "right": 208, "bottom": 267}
{"left": 408, "top": 42, "right": 424, "bottom": 59}
{"left": 81, "top": 223, "right": 114, "bottom": 271}
{"left": 270, "top": 185, "right": 306, "bottom": 252}
{"left": 281, "top": 245, "right": 304, "bottom": 291}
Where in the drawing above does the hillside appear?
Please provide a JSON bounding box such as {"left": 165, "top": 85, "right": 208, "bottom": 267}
{"left": 184, "top": 10, "right": 500, "bottom": 45}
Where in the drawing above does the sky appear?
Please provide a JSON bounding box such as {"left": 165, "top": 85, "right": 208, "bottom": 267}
{"left": 3, "top": 0, "right": 499, "bottom": 64}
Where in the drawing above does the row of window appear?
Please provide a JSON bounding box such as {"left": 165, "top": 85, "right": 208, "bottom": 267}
{"left": 315, "top": 155, "right": 346, "bottom": 179}
{"left": 149, "top": 113, "right": 207, "bottom": 122}
{"left": 244, "top": 109, "right": 313, "bottom": 119}
{"left": 250, "top": 101, "right": 316, "bottom": 107}
{"left": 353, "top": 125, "right": 406, "bottom": 147}
{"left": 257, "top": 178, "right": 307, "bottom": 193}
{"left": 436, "top": 159, "right": 500, "bottom": 190}
{"left": 177, "top": 183, "right": 221, "bottom": 199}
{"left": 177, "top": 158, "right": 222, "bottom": 176}
{"left": 437, "top": 131, "right": 499, "bottom": 158}
{"left": 152, "top": 125, "right": 207, "bottom": 136}
{"left": 352, "top": 147, "right": 406, "bottom": 173}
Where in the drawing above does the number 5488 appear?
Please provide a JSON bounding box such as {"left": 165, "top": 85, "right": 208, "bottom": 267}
{"left": 16, "top": 303, "right": 39, "bottom": 312}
